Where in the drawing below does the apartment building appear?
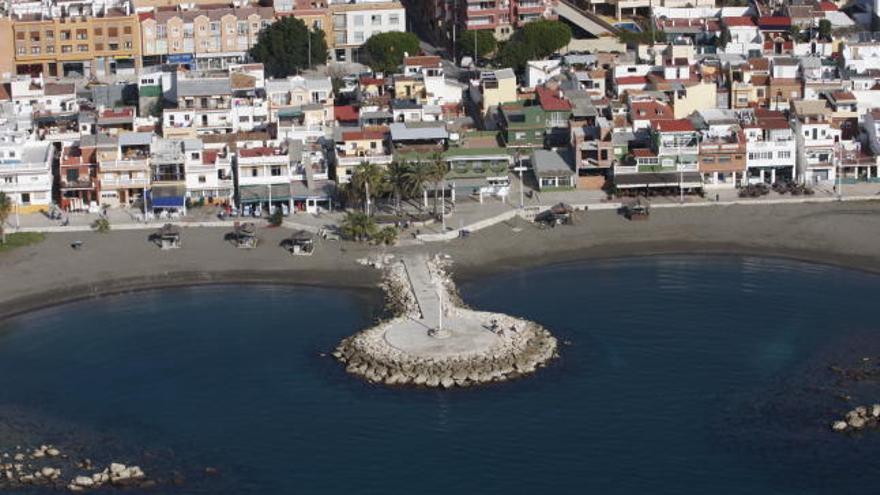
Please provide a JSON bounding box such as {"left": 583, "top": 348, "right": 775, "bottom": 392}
{"left": 333, "top": 129, "right": 392, "bottom": 182}
{"left": 11, "top": 7, "right": 141, "bottom": 77}
{"left": 427, "top": 0, "right": 557, "bottom": 41}
{"left": 139, "top": 5, "right": 273, "bottom": 70}
{"left": 328, "top": 0, "right": 405, "bottom": 62}
{"left": 0, "top": 130, "right": 54, "bottom": 213}
{"left": 690, "top": 109, "right": 746, "bottom": 190}
{"left": 97, "top": 132, "right": 152, "bottom": 208}
{"left": 742, "top": 109, "right": 797, "bottom": 185}
{"left": 792, "top": 100, "right": 841, "bottom": 185}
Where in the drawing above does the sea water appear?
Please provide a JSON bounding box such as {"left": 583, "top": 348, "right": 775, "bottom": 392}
{"left": 0, "top": 256, "right": 878, "bottom": 494}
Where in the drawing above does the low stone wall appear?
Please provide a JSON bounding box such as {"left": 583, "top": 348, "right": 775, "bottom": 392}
{"left": 335, "top": 255, "right": 558, "bottom": 388}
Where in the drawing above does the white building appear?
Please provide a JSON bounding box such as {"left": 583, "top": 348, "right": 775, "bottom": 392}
{"left": 0, "top": 130, "right": 54, "bottom": 213}
{"left": 792, "top": 100, "right": 841, "bottom": 185}
{"left": 741, "top": 110, "right": 797, "bottom": 184}
{"left": 236, "top": 142, "right": 296, "bottom": 213}
{"left": 526, "top": 60, "right": 563, "bottom": 88}
{"left": 9, "top": 76, "right": 77, "bottom": 116}
{"left": 329, "top": 0, "right": 406, "bottom": 63}
{"left": 185, "top": 141, "right": 234, "bottom": 204}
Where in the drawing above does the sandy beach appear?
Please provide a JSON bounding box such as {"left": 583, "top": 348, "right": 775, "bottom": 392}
{"left": 2, "top": 200, "right": 880, "bottom": 319}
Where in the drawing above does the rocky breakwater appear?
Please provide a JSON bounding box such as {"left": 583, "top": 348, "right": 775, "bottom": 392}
{"left": 335, "top": 254, "right": 558, "bottom": 388}
{"left": 831, "top": 404, "right": 880, "bottom": 433}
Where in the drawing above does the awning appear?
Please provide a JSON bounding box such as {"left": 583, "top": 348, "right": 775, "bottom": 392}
{"left": 149, "top": 185, "right": 186, "bottom": 208}
{"left": 291, "top": 181, "right": 335, "bottom": 199}
{"left": 277, "top": 108, "right": 304, "bottom": 118}
{"left": 614, "top": 172, "right": 703, "bottom": 189}
{"left": 239, "top": 183, "right": 292, "bottom": 203}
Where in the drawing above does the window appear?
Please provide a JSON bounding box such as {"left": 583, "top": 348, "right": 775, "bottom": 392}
{"left": 371, "top": 14, "right": 381, "bottom": 26}
{"left": 16, "top": 47, "right": 25, "bottom": 55}
{"left": 124, "top": 41, "right": 132, "bottom": 49}
{"left": 45, "top": 30, "right": 54, "bottom": 40}
{"left": 123, "top": 26, "right": 132, "bottom": 35}
{"left": 271, "top": 166, "right": 282, "bottom": 176}
{"left": 94, "top": 43, "right": 103, "bottom": 51}
{"left": 778, "top": 151, "right": 791, "bottom": 159}
{"left": 61, "top": 45, "right": 72, "bottom": 53}
{"left": 354, "top": 31, "right": 364, "bottom": 43}
{"left": 16, "top": 32, "right": 24, "bottom": 41}
{"left": 157, "top": 26, "right": 166, "bottom": 38}
{"left": 238, "top": 22, "right": 247, "bottom": 35}
{"left": 198, "top": 175, "right": 206, "bottom": 183}
{"left": 353, "top": 15, "right": 363, "bottom": 26}
{"left": 31, "top": 46, "right": 40, "bottom": 54}
{"left": 76, "top": 29, "right": 87, "bottom": 40}
{"left": 389, "top": 14, "right": 399, "bottom": 25}
{"left": 30, "top": 32, "right": 40, "bottom": 42}
{"left": 211, "top": 22, "right": 219, "bottom": 33}
{"left": 251, "top": 168, "right": 258, "bottom": 177}
{"left": 108, "top": 43, "right": 119, "bottom": 51}
{"left": 60, "top": 31, "right": 71, "bottom": 41}
{"left": 94, "top": 27, "right": 103, "bottom": 36}
{"left": 226, "top": 22, "right": 235, "bottom": 35}
{"left": 46, "top": 45, "right": 54, "bottom": 54}
{"left": 191, "top": 152, "right": 200, "bottom": 160}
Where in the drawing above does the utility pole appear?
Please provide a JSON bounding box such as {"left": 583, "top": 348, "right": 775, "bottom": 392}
{"left": 452, "top": 0, "right": 458, "bottom": 63}
{"left": 513, "top": 153, "right": 528, "bottom": 209}
{"left": 308, "top": 28, "right": 312, "bottom": 70}
{"left": 441, "top": 177, "right": 446, "bottom": 231}
{"left": 679, "top": 167, "right": 684, "bottom": 204}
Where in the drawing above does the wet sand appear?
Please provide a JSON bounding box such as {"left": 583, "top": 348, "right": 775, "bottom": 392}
{"left": 2, "top": 201, "right": 880, "bottom": 319}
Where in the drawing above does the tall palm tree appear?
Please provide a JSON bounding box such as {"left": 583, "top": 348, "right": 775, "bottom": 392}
{"left": 385, "top": 160, "right": 410, "bottom": 216}
{"left": 402, "top": 160, "right": 432, "bottom": 212}
{"left": 349, "top": 162, "right": 386, "bottom": 215}
{"left": 0, "top": 192, "right": 11, "bottom": 244}
{"left": 428, "top": 152, "right": 448, "bottom": 217}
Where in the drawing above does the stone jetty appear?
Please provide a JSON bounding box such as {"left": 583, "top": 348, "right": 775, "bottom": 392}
{"left": 335, "top": 254, "right": 558, "bottom": 388}
{"left": 831, "top": 404, "right": 880, "bottom": 433}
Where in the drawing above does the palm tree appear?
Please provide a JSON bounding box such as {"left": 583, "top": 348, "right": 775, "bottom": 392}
{"left": 91, "top": 217, "right": 111, "bottom": 233}
{"left": 402, "top": 160, "right": 432, "bottom": 212}
{"left": 340, "top": 211, "right": 378, "bottom": 242}
{"left": 428, "top": 152, "right": 448, "bottom": 217}
{"left": 349, "top": 162, "right": 386, "bottom": 215}
{"left": 373, "top": 226, "right": 399, "bottom": 246}
{"left": 385, "top": 160, "right": 410, "bottom": 217}
{"left": 0, "top": 192, "right": 11, "bottom": 244}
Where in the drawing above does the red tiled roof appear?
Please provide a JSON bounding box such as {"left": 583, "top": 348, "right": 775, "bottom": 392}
{"left": 616, "top": 76, "right": 648, "bottom": 85}
{"left": 631, "top": 148, "right": 657, "bottom": 157}
{"left": 536, "top": 86, "right": 572, "bottom": 111}
{"left": 334, "top": 105, "right": 359, "bottom": 122}
{"left": 138, "top": 12, "right": 154, "bottom": 22}
{"left": 723, "top": 17, "right": 756, "bottom": 27}
{"left": 818, "top": 1, "right": 838, "bottom": 11}
{"left": 630, "top": 101, "right": 673, "bottom": 120}
{"left": 100, "top": 108, "right": 134, "bottom": 118}
{"left": 404, "top": 55, "right": 442, "bottom": 68}
{"left": 359, "top": 76, "right": 384, "bottom": 86}
{"left": 653, "top": 119, "right": 695, "bottom": 132}
{"left": 759, "top": 16, "right": 792, "bottom": 27}
{"left": 342, "top": 131, "right": 385, "bottom": 141}
{"left": 238, "top": 147, "right": 283, "bottom": 158}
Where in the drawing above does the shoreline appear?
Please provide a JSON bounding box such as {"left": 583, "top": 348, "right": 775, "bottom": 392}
{"left": 2, "top": 202, "right": 880, "bottom": 320}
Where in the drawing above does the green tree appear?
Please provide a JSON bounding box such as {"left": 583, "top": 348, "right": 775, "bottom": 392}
{"left": 373, "top": 226, "right": 399, "bottom": 246}
{"left": 250, "top": 17, "right": 328, "bottom": 78}
{"left": 522, "top": 20, "right": 572, "bottom": 58}
{"left": 789, "top": 25, "right": 803, "bottom": 43}
{"left": 340, "top": 211, "right": 378, "bottom": 242}
{"left": 402, "top": 160, "right": 434, "bottom": 210}
{"left": 268, "top": 208, "right": 283, "bottom": 227}
{"left": 497, "top": 40, "right": 535, "bottom": 72}
{"left": 428, "top": 153, "right": 448, "bottom": 217}
{"left": 0, "top": 192, "right": 11, "bottom": 244}
{"left": 715, "top": 27, "right": 732, "bottom": 49}
{"left": 385, "top": 160, "right": 411, "bottom": 216}
{"left": 459, "top": 30, "right": 498, "bottom": 60}
{"left": 349, "top": 162, "right": 387, "bottom": 214}
{"left": 818, "top": 19, "right": 832, "bottom": 41}
{"left": 362, "top": 31, "right": 420, "bottom": 74}
{"left": 91, "top": 217, "right": 111, "bottom": 234}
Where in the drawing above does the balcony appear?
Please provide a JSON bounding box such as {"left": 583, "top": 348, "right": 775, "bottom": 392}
{"left": 60, "top": 178, "right": 96, "bottom": 190}
{"left": 336, "top": 153, "right": 393, "bottom": 168}
{"left": 101, "top": 177, "right": 150, "bottom": 188}
{"left": 100, "top": 159, "right": 150, "bottom": 172}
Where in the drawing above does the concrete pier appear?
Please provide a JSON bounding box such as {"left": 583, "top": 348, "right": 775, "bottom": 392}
{"left": 334, "top": 254, "right": 558, "bottom": 388}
